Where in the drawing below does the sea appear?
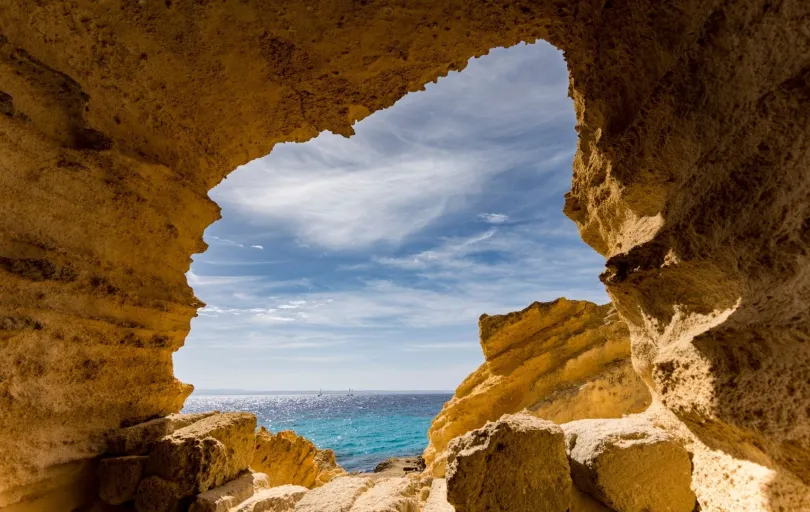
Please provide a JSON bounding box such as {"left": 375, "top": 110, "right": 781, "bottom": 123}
{"left": 182, "top": 392, "right": 452, "bottom": 472}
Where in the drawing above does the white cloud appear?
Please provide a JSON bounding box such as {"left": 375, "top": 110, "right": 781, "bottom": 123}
{"left": 209, "top": 236, "right": 244, "bottom": 248}
{"left": 216, "top": 145, "right": 517, "bottom": 251}
{"left": 210, "top": 43, "right": 574, "bottom": 252}
{"left": 479, "top": 213, "right": 509, "bottom": 224}
{"left": 250, "top": 245, "right": 264, "bottom": 250}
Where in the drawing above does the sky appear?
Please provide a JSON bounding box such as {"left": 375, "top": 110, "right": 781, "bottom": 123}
{"left": 174, "top": 41, "right": 609, "bottom": 392}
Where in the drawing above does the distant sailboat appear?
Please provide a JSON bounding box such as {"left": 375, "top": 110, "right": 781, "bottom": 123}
{"left": 318, "top": 388, "right": 323, "bottom": 397}
{"left": 347, "top": 388, "right": 354, "bottom": 396}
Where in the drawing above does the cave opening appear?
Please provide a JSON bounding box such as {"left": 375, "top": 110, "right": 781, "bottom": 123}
{"left": 174, "top": 41, "right": 606, "bottom": 472}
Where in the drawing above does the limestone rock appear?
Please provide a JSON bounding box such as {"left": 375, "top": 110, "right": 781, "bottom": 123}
{"left": 231, "top": 485, "right": 309, "bottom": 512}
{"left": 134, "top": 476, "right": 184, "bottom": 512}
{"left": 571, "top": 486, "right": 613, "bottom": 512}
{"left": 108, "top": 413, "right": 219, "bottom": 456}
{"left": 422, "top": 479, "right": 454, "bottom": 512}
{"left": 189, "top": 471, "right": 270, "bottom": 512}
{"left": 98, "top": 456, "right": 148, "bottom": 505}
{"left": 424, "top": 299, "right": 650, "bottom": 476}
{"left": 562, "top": 417, "right": 696, "bottom": 512}
{"left": 445, "top": 413, "right": 571, "bottom": 512}
{"left": 146, "top": 412, "right": 256, "bottom": 495}
{"left": 348, "top": 477, "right": 419, "bottom": 512}
{"left": 252, "top": 427, "right": 345, "bottom": 489}
{"left": 294, "top": 477, "right": 374, "bottom": 512}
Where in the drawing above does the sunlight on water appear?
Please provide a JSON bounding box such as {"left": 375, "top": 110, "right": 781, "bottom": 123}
{"left": 183, "top": 393, "right": 451, "bottom": 472}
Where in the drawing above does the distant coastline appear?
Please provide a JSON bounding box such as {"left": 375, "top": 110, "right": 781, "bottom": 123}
{"left": 192, "top": 389, "right": 453, "bottom": 396}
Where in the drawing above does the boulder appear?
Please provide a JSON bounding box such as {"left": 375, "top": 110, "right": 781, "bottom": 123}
{"left": 252, "top": 428, "right": 345, "bottom": 488}
{"left": 142, "top": 412, "right": 255, "bottom": 503}
{"left": 424, "top": 300, "right": 650, "bottom": 476}
{"left": 233, "top": 485, "right": 309, "bottom": 512}
{"left": 98, "top": 456, "right": 148, "bottom": 505}
{"left": 189, "top": 471, "right": 270, "bottom": 512}
{"left": 348, "top": 477, "right": 419, "bottom": 512}
{"left": 445, "top": 413, "right": 571, "bottom": 512}
{"left": 294, "top": 477, "right": 374, "bottom": 512}
{"left": 108, "top": 413, "right": 219, "bottom": 456}
{"left": 562, "top": 417, "right": 696, "bottom": 512}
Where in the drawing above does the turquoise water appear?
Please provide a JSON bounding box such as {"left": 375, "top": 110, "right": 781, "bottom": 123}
{"left": 182, "top": 393, "right": 451, "bottom": 472}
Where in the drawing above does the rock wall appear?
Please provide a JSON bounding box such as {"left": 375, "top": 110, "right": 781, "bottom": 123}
{"left": 0, "top": 0, "right": 808, "bottom": 509}
{"left": 423, "top": 299, "right": 650, "bottom": 476}
{"left": 252, "top": 427, "right": 345, "bottom": 489}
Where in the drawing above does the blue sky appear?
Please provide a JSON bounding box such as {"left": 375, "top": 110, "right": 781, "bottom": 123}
{"left": 174, "top": 41, "right": 608, "bottom": 391}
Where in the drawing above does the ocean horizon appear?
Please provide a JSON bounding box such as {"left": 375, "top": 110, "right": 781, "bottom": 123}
{"left": 193, "top": 389, "right": 453, "bottom": 395}
{"left": 182, "top": 392, "right": 452, "bottom": 472}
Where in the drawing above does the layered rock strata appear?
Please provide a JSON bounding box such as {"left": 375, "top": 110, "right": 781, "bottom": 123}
{"left": 91, "top": 411, "right": 349, "bottom": 512}
{"left": 252, "top": 427, "right": 345, "bottom": 489}
{"left": 424, "top": 299, "right": 650, "bottom": 476}
{"left": 92, "top": 412, "right": 257, "bottom": 512}
{"left": 0, "top": 0, "right": 808, "bottom": 509}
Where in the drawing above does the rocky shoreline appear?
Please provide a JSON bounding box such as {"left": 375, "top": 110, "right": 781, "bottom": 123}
{"left": 371, "top": 456, "right": 426, "bottom": 477}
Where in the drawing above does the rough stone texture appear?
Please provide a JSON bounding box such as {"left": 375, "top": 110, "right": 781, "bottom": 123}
{"left": 145, "top": 412, "right": 256, "bottom": 497}
{"left": 294, "top": 477, "right": 374, "bottom": 512}
{"left": 189, "top": 471, "right": 270, "bottom": 512}
{"left": 0, "top": 0, "right": 809, "bottom": 510}
{"left": 348, "top": 477, "right": 419, "bottom": 512}
{"left": 563, "top": 416, "right": 696, "bottom": 512}
{"left": 422, "top": 479, "right": 454, "bottom": 512}
{"left": 231, "top": 485, "right": 309, "bottom": 512}
{"left": 108, "top": 413, "right": 219, "bottom": 456}
{"left": 252, "top": 427, "right": 345, "bottom": 489}
{"left": 424, "top": 299, "right": 650, "bottom": 476}
{"left": 643, "top": 400, "right": 810, "bottom": 512}
{"left": 98, "top": 456, "right": 148, "bottom": 506}
{"left": 571, "top": 486, "right": 613, "bottom": 512}
{"left": 445, "top": 413, "right": 571, "bottom": 512}
{"left": 134, "top": 476, "right": 184, "bottom": 512}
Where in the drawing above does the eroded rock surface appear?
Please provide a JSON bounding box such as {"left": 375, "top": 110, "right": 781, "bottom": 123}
{"left": 294, "top": 477, "right": 374, "bottom": 512}
{"left": 109, "top": 413, "right": 220, "bottom": 456}
{"left": 563, "top": 416, "right": 696, "bottom": 512}
{"left": 445, "top": 413, "right": 571, "bottom": 512}
{"left": 252, "top": 427, "right": 345, "bottom": 489}
{"left": 422, "top": 479, "right": 453, "bottom": 512}
{"left": 146, "top": 412, "right": 256, "bottom": 496}
{"left": 424, "top": 299, "right": 650, "bottom": 476}
{"left": 189, "top": 471, "right": 270, "bottom": 512}
{"left": 230, "top": 485, "right": 309, "bottom": 512}
{"left": 98, "top": 456, "right": 148, "bottom": 506}
{"left": 348, "top": 477, "right": 419, "bottom": 512}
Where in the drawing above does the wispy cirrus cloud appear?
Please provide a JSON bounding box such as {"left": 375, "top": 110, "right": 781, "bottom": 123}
{"left": 479, "top": 213, "right": 509, "bottom": 224}
{"left": 175, "top": 41, "right": 607, "bottom": 391}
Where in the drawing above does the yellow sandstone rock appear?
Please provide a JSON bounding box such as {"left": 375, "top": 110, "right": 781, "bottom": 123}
{"left": 562, "top": 416, "right": 696, "bottom": 512}
{"left": 294, "top": 477, "right": 375, "bottom": 512}
{"left": 145, "top": 412, "right": 257, "bottom": 496}
{"left": 445, "top": 413, "right": 571, "bottom": 512}
{"left": 424, "top": 299, "right": 650, "bottom": 476}
{"left": 189, "top": 471, "right": 271, "bottom": 512}
{"left": 252, "top": 427, "right": 345, "bottom": 489}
